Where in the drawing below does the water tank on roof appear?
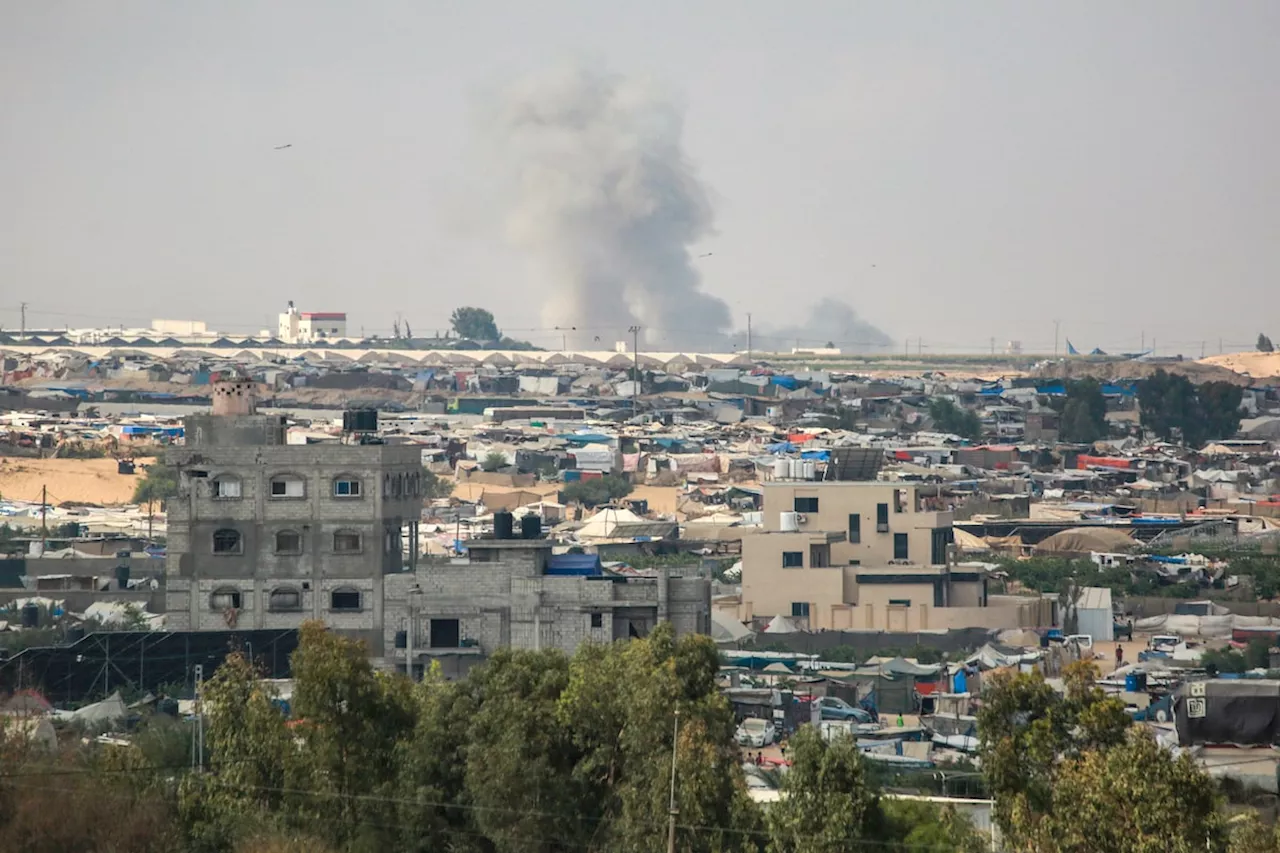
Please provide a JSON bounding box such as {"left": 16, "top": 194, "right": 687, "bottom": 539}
{"left": 802, "top": 460, "right": 816, "bottom": 480}
{"left": 773, "top": 458, "right": 789, "bottom": 480}
{"left": 521, "top": 514, "right": 543, "bottom": 539}
{"left": 494, "top": 511, "right": 515, "bottom": 540}
{"left": 115, "top": 563, "right": 130, "bottom": 589}
{"left": 66, "top": 625, "right": 86, "bottom": 644}
{"left": 343, "top": 408, "right": 379, "bottom": 433}
{"left": 20, "top": 603, "right": 39, "bottom": 629}
{"left": 779, "top": 512, "right": 800, "bottom": 532}
{"left": 789, "top": 459, "right": 803, "bottom": 479}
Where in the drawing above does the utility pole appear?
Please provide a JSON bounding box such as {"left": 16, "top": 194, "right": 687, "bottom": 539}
{"left": 628, "top": 325, "right": 641, "bottom": 413}
{"left": 746, "top": 313, "right": 752, "bottom": 361}
{"left": 19, "top": 302, "right": 27, "bottom": 340}
{"left": 1140, "top": 330, "right": 1145, "bottom": 352}
{"left": 1053, "top": 320, "right": 1060, "bottom": 358}
{"left": 917, "top": 337, "right": 922, "bottom": 357}
{"left": 667, "top": 709, "right": 680, "bottom": 853}
{"left": 1200, "top": 341, "right": 1205, "bottom": 359}
{"left": 40, "top": 484, "right": 48, "bottom": 553}
{"left": 193, "top": 664, "right": 205, "bottom": 773}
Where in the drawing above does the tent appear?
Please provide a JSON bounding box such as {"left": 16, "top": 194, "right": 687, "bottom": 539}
{"left": 1033, "top": 527, "right": 1135, "bottom": 555}
{"left": 711, "top": 611, "right": 753, "bottom": 643}
{"left": 763, "top": 614, "right": 800, "bottom": 634}
{"left": 54, "top": 691, "right": 129, "bottom": 727}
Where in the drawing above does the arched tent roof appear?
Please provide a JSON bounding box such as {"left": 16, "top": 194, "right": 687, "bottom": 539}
{"left": 482, "top": 352, "right": 514, "bottom": 366}
{"left": 444, "top": 352, "right": 478, "bottom": 365}
{"left": 604, "top": 353, "right": 634, "bottom": 369}
{"left": 1033, "top": 527, "right": 1136, "bottom": 555}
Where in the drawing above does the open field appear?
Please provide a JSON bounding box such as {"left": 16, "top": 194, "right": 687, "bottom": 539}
{"left": 0, "top": 457, "right": 145, "bottom": 506}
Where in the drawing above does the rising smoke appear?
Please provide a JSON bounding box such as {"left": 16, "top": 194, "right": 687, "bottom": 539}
{"left": 484, "top": 63, "right": 890, "bottom": 353}
{"left": 486, "top": 64, "right": 729, "bottom": 349}
{"left": 753, "top": 298, "right": 894, "bottom": 353}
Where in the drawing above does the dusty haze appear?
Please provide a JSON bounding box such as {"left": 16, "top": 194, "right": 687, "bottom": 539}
{"left": 2, "top": 2, "right": 1278, "bottom": 354}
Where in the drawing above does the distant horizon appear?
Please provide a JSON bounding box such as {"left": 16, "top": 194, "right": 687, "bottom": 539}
{"left": 4, "top": 3, "right": 1278, "bottom": 353}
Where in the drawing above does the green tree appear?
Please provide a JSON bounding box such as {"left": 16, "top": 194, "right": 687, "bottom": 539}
{"left": 561, "top": 474, "right": 634, "bottom": 508}
{"left": 977, "top": 662, "right": 1129, "bottom": 846}
{"left": 449, "top": 307, "right": 500, "bottom": 341}
{"left": 879, "top": 799, "right": 987, "bottom": 853}
{"left": 1138, "top": 370, "right": 1243, "bottom": 447}
{"left": 481, "top": 451, "right": 508, "bottom": 473}
{"left": 1027, "top": 729, "right": 1226, "bottom": 853}
{"left": 1258, "top": 333, "right": 1274, "bottom": 353}
{"left": 133, "top": 462, "right": 178, "bottom": 505}
{"left": 927, "top": 398, "right": 982, "bottom": 439}
{"left": 1057, "top": 378, "right": 1108, "bottom": 443}
{"left": 420, "top": 467, "right": 454, "bottom": 499}
{"left": 767, "top": 726, "right": 879, "bottom": 853}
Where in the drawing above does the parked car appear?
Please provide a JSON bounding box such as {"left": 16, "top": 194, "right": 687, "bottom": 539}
{"left": 735, "top": 718, "right": 778, "bottom": 747}
{"left": 817, "top": 696, "right": 878, "bottom": 729}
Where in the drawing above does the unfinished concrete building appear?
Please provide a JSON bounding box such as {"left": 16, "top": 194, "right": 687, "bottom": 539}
{"left": 164, "top": 379, "right": 425, "bottom": 651}
{"left": 382, "top": 538, "right": 711, "bottom": 678}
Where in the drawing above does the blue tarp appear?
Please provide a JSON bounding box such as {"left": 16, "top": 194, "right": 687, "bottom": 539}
{"left": 800, "top": 450, "right": 830, "bottom": 461}
{"left": 767, "top": 442, "right": 797, "bottom": 453}
{"left": 546, "top": 554, "right": 603, "bottom": 576}
{"left": 554, "top": 433, "right": 614, "bottom": 445}
{"left": 770, "top": 375, "right": 799, "bottom": 390}
{"left": 1035, "top": 383, "right": 1067, "bottom": 396}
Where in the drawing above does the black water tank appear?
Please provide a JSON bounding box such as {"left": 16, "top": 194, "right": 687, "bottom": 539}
{"left": 521, "top": 514, "right": 542, "bottom": 539}
{"left": 394, "top": 629, "right": 408, "bottom": 649}
{"left": 66, "top": 625, "right": 86, "bottom": 643}
{"left": 21, "top": 603, "right": 39, "bottom": 629}
{"left": 343, "top": 408, "right": 379, "bottom": 433}
{"left": 117, "top": 459, "right": 136, "bottom": 475}
{"left": 115, "top": 563, "right": 131, "bottom": 589}
{"left": 494, "top": 511, "right": 515, "bottom": 540}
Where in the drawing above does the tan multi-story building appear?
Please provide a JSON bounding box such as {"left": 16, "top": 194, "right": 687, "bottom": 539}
{"left": 740, "top": 480, "right": 1048, "bottom": 632}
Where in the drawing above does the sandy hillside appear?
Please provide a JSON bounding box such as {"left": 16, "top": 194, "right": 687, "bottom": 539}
{"left": 1200, "top": 351, "right": 1280, "bottom": 380}
{"left": 0, "top": 457, "right": 143, "bottom": 506}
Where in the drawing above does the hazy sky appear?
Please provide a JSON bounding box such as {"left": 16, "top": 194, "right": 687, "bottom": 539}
{"left": 3, "top": 2, "right": 1278, "bottom": 354}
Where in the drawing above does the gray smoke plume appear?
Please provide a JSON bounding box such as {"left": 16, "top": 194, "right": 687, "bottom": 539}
{"left": 753, "top": 298, "right": 894, "bottom": 354}
{"left": 486, "top": 64, "right": 732, "bottom": 350}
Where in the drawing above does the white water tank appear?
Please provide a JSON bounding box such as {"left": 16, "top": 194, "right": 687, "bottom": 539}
{"left": 789, "top": 459, "right": 803, "bottom": 479}
{"left": 779, "top": 511, "right": 800, "bottom": 532}
{"left": 774, "top": 458, "right": 790, "bottom": 480}
{"left": 802, "top": 460, "right": 817, "bottom": 480}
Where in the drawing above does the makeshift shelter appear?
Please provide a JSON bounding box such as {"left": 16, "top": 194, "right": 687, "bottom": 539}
{"left": 711, "top": 611, "right": 754, "bottom": 643}
{"left": 1032, "top": 527, "right": 1136, "bottom": 556}
{"left": 763, "top": 614, "right": 800, "bottom": 634}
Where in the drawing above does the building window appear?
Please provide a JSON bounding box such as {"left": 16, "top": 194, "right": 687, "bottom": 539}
{"left": 876, "top": 503, "right": 890, "bottom": 532}
{"left": 330, "top": 588, "right": 361, "bottom": 611}
{"left": 268, "top": 587, "right": 302, "bottom": 612}
{"left": 893, "top": 533, "right": 909, "bottom": 561}
{"left": 794, "top": 496, "right": 819, "bottom": 513}
{"left": 894, "top": 488, "right": 906, "bottom": 513}
{"left": 848, "top": 513, "right": 861, "bottom": 544}
{"left": 212, "top": 477, "right": 241, "bottom": 499}
{"left": 591, "top": 612, "right": 603, "bottom": 628}
{"left": 270, "top": 475, "right": 305, "bottom": 498}
{"left": 275, "top": 529, "right": 302, "bottom": 555}
{"left": 889, "top": 599, "right": 912, "bottom": 607}
{"left": 210, "top": 587, "right": 241, "bottom": 611}
{"left": 333, "top": 530, "right": 362, "bottom": 554}
{"left": 791, "top": 602, "right": 810, "bottom": 618}
{"left": 333, "top": 476, "right": 361, "bottom": 498}
{"left": 212, "top": 528, "right": 242, "bottom": 555}
{"left": 430, "top": 618, "right": 460, "bottom": 648}
{"left": 782, "top": 551, "right": 804, "bottom": 568}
